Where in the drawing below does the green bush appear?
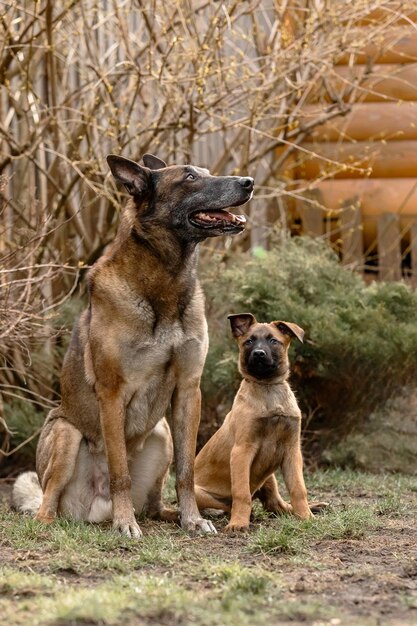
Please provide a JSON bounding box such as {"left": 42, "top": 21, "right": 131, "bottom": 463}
{"left": 200, "top": 237, "right": 417, "bottom": 460}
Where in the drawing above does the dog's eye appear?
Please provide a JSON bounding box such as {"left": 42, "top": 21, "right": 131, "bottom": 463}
{"left": 244, "top": 339, "right": 253, "bottom": 346}
{"left": 186, "top": 172, "right": 196, "bottom": 181}
{"left": 269, "top": 338, "right": 279, "bottom": 345}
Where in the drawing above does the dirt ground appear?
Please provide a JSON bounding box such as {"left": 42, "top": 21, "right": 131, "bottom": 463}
{"left": 1, "top": 470, "right": 416, "bottom": 626}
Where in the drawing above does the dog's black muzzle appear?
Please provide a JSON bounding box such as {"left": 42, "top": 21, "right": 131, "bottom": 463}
{"left": 246, "top": 348, "right": 279, "bottom": 381}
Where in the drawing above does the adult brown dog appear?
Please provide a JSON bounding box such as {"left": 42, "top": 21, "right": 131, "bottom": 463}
{"left": 13, "top": 154, "right": 253, "bottom": 538}
{"left": 195, "top": 313, "right": 323, "bottom": 531}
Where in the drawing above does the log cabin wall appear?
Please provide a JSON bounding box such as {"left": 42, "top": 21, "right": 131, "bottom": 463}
{"left": 288, "top": 8, "right": 417, "bottom": 282}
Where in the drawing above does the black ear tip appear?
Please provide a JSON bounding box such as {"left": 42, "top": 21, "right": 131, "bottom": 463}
{"left": 106, "top": 154, "right": 119, "bottom": 167}
{"left": 142, "top": 154, "right": 167, "bottom": 170}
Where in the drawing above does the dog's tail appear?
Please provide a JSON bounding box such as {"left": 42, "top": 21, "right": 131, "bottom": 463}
{"left": 12, "top": 472, "right": 43, "bottom": 514}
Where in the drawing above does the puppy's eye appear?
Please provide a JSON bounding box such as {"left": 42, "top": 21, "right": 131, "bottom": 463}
{"left": 269, "top": 338, "right": 279, "bottom": 345}
{"left": 186, "top": 172, "right": 196, "bottom": 181}
{"left": 244, "top": 339, "right": 253, "bottom": 346}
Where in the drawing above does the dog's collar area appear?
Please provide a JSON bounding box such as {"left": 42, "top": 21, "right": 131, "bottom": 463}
{"left": 243, "top": 376, "right": 288, "bottom": 386}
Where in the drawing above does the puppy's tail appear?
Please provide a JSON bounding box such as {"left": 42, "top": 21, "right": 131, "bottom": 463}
{"left": 12, "top": 471, "right": 43, "bottom": 514}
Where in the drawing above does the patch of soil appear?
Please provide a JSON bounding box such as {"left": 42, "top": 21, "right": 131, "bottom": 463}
{"left": 2, "top": 482, "right": 416, "bottom": 625}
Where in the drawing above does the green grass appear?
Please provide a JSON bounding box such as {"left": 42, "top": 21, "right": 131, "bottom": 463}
{"left": 1, "top": 469, "right": 416, "bottom": 626}
{"left": 0, "top": 510, "right": 185, "bottom": 574}
{"left": 248, "top": 505, "right": 378, "bottom": 556}
{"left": 0, "top": 567, "right": 336, "bottom": 626}
{"left": 304, "top": 467, "right": 417, "bottom": 496}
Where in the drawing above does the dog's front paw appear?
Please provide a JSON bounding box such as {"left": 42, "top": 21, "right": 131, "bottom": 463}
{"left": 225, "top": 520, "right": 250, "bottom": 533}
{"left": 181, "top": 515, "right": 217, "bottom": 535}
{"left": 293, "top": 507, "right": 314, "bottom": 521}
{"left": 113, "top": 517, "right": 142, "bottom": 539}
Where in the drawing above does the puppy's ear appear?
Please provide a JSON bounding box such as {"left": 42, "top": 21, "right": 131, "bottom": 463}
{"left": 273, "top": 321, "right": 305, "bottom": 343}
{"left": 107, "top": 155, "right": 150, "bottom": 196}
{"left": 142, "top": 154, "right": 167, "bottom": 170}
{"left": 228, "top": 313, "right": 257, "bottom": 338}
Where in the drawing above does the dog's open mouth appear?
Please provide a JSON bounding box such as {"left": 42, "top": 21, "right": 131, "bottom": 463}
{"left": 189, "top": 209, "right": 246, "bottom": 230}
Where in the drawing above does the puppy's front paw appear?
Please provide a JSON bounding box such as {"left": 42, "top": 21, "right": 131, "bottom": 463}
{"left": 293, "top": 508, "right": 314, "bottom": 521}
{"left": 181, "top": 515, "right": 217, "bottom": 535}
{"left": 113, "top": 517, "right": 142, "bottom": 539}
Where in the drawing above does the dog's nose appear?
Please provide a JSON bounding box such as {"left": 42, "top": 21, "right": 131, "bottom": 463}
{"left": 239, "top": 177, "right": 254, "bottom": 191}
{"left": 252, "top": 349, "right": 266, "bottom": 360}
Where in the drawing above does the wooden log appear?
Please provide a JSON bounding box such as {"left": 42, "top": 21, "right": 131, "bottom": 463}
{"left": 308, "top": 64, "right": 417, "bottom": 103}
{"left": 301, "top": 177, "right": 417, "bottom": 246}
{"left": 378, "top": 213, "right": 402, "bottom": 281}
{"left": 337, "top": 27, "right": 417, "bottom": 65}
{"left": 285, "top": 140, "right": 417, "bottom": 180}
{"left": 356, "top": 9, "right": 417, "bottom": 27}
{"left": 300, "top": 102, "right": 417, "bottom": 142}
{"left": 311, "top": 178, "right": 417, "bottom": 217}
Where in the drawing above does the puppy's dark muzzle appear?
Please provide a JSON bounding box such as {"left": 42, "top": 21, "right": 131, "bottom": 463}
{"left": 246, "top": 348, "right": 280, "bottom": 381}
{"left": 252, "top": 349, "right": 267, "bottom": 362}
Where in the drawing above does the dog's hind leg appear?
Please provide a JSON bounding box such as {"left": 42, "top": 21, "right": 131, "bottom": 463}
{"left": 195, "top": 485, "right": 231, "bottom": 514}
{"left": 130, "top": 419, "right": 178, "bottom": 523}
{"left": 35, "top": 416, "right": 83, "bottom": 524}
{"left": 255, "top": 474, "right": 292, "bottom": 515}
{"left": 256, "top": 475, "right": 328, "bottom": 516}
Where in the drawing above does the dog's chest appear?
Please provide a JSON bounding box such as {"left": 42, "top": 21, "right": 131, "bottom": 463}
{"left": 250, "top": 412, "right": 299, "bottom": 483}
{"left": 121, "top": 319, "right": 207, "bottom": 440}
{"left": 255, "top": 412, "right": 296, "bottom": 445}
{"left": 121, "top": 326, "right": 181, "bottom": 435}
{"left": 119, "top": 311, "right": 185, "bottom": 371}
{"left": 256, "top": 409, "right": 297, "bottom": 436}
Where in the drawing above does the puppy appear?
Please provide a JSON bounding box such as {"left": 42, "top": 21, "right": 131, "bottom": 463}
{"left": 195, "top": 313, "right": 322, "bottom": 531}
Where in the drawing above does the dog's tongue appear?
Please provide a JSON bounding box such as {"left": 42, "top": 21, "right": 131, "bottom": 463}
{"left": 194, "top": 211, "right": 246, "bottom": 224}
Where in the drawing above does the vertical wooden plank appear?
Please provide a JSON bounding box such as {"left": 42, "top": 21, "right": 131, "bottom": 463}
{"left": 296, "top": 189, "right": 324, "bottom": 237}
{"left": 340, "top": 197, "right": 364, "bottom": 269}
{"left": 409, "top": 223, "right": 417, "bottom": 286}
{"left": 378, "top": 213, "right": 402, "bottom": 281}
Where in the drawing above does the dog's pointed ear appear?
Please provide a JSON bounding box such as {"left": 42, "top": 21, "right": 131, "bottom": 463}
{"left": 142, "top": 154, "right": 167, "bottom": 170}
{"left": 228, "top": 313, "right": 257, "bottom": 338}
{"left": 273, "top": 321, "right": 304, "bottom": 343}
{"left": 107, "top": 155, "right": 150, "bottom": 196}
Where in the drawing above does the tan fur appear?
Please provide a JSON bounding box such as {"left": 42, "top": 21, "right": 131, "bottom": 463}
{"left": 13, "top": 154, "right": 254, "bottom": 538}
{"left": 195, "top": 315, "right": 325, "bottom": 532}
